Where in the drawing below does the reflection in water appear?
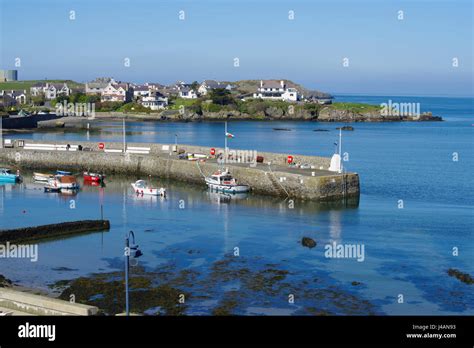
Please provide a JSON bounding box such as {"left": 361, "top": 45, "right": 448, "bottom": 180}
{"left": 329, "top": 210, "right": 342, "bottom": 243}
{"left": 0, "top": 184, "right": 4, "bottom": 214}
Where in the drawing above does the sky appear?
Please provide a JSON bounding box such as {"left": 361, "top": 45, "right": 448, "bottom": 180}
{"left": 0, "top": 0, "right": 473, "bottom": 97}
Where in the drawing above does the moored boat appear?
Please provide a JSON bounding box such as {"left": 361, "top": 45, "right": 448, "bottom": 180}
{"left": 45, "top": 175, "right": 80, "bottom": 192}
{"left": 83, "top": 171, "right": 106, "bottom": 182}
{"left": 131, "top": 180, "right": 166, "bottom": 196}
{"left": 205, "top": 169, "right": 250, "bottom": 194}
{"left": 0, "top": 168, "right": 21, "bottom": 183}
{"left": 33, "top": 172, "right": 53, "bottom": 182}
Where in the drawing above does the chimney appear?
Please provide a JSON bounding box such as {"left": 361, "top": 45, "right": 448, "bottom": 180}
{"left": 280, "top": 80, "right": 284, "bottom": 88}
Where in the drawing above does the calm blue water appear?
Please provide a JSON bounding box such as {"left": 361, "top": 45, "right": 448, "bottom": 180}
{"left": 1, "top": 95, "right": 473, "bottom": 315}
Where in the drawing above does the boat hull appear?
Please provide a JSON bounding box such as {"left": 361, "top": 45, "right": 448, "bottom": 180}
{"left": 0, "top": 176, "right": 17, "bottom": 183}
{"left": 33, "top": 172, "right": 52, "bottom": 182}
{"left": 131, "top": 183, "right": 166, "bottom": 196}
{"left": 84, "top": 175, "right": 103, "bottom": 182}
{"left": 206, "top": 182, "right": 250, "bottom": 194}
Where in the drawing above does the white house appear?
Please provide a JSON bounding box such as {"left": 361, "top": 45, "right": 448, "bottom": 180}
{"left": 198, "top": 80, "right": 233, "bottom": 95}
{"left": 30, "top": 82, "right": 48, "bottom": 96}
{"left": 86, "top": 77, "right": 116, "bottom": 95}
{"left": 101, "top": 82, "right": 133, "bottom": 102}
{"left": 179, "top": 87, "right": 198, "bottom": 99}
{"left": 44, "top": 83, "right": 72, "bottom": 100}
{"left": 140, "top": 92, "right": 168, "bottom": 110}
{"left": 133, "top": 85, "right": 150, "bottom": 98}
{"left": 0, "top": 90, "right": 27, "bottom": 105}
{"left": 30, "top": 82, "right": 71, "bottom": 99}
{"left": 253, "top": 80, "right": 298, "bottom": 102}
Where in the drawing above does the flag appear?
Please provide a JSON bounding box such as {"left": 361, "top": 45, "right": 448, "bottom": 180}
{"left": 225, "top": 132, "right": 234, "bottom": 138}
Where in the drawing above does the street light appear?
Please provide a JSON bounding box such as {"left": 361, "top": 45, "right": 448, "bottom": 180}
{"left": 124, "top": 230, "right": 143, "bottom": 316}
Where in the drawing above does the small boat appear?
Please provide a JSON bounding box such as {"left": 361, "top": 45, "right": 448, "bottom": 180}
{"left": 83, "top": 171, "right": 105, "bottom": 182}
{"left": 45, "top": 175, "right": 80, "bottom": 192}
{"left": 56, "top": 170, "right": 72, "bottom": 177}
{"left": 33, "top": 172, "right": 53, "bottom": 182}
{"left": 187, "top": 153, "right": 208, "bottom": 161}
{"left": 131, "top": 180, "right": 166, "bottom": 196}
{"left": 0, "top": 168, "right": 21, "bottom": 183}
{"left": 336, "top": 126, "right": 354, "bottom": 131}
{"left": 205, "top": 169, "right": 250, "bottom": 194}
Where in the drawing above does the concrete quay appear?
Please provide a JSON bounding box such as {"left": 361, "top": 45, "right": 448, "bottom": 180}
{"left": 0, "top": 139, "right": 360, "bottom": 201}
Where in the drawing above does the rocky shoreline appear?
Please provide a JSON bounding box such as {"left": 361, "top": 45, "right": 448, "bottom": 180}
{"left": 88, "top": 107, "right": 442, "bottom": 123}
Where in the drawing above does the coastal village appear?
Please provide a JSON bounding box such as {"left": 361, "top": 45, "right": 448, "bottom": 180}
{"left": 0, "top": 69, "right": 332, "bottom": 115}
{"left": 0, "top": 69, "right": 441, "bottom": 123}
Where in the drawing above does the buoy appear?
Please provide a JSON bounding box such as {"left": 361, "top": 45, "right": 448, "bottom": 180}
{"left": 210, "top": 148, "right": 216, "bottom": 156}
{"left": 287, "top": 155, "right": 294, "bottom": 164}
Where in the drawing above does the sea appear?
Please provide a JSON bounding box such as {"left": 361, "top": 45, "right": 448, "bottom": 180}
{"left": 0, "top": 95, "right": 472, "bottom": 315}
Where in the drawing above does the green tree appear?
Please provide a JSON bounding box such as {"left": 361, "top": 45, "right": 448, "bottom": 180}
{"left": 209, "top": 88, "right": 234, "bottom": 106}
{"left": 190, "top": 81, "right": 200, "bottom": 92}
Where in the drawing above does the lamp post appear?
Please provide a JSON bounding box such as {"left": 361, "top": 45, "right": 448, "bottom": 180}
{"left": 175, "top": 134, "right": 178, "bottom": 152}
{"left": 124, "top": 230, "right": 143, "bottom": 316}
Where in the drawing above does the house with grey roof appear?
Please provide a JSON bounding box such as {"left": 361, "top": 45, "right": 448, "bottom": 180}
{"left": 0, "top": 89, "right": 27, "bottom": 104}
{"left": 45, "top": 83, "right": 72, "bottom": 100}
{"left": 133, "top": 85, "right": 150, "bottom": 98}
{"left": 101, "top": 82, "right": 133, "bottom": 102}
{"left": 178, "top": 86, "right": 198, "bottom": 99}
{"left": 140, "top": 91, "right": 168, "bottom": 110}
{"left": 30, "top": 82, "right": 48, "bottom": 96}
{"left": 253, "top": 80, "right": 298, "bottom": 102}
{"left": 198, "top": 80, "right": 233, "bottom": 95}
{"left": 86, "top": 77, "right": 116, "bottom": 95}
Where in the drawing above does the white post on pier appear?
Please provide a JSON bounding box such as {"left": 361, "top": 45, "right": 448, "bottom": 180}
{"left": 338, "top": 128, "right": 343, "bottom": 174}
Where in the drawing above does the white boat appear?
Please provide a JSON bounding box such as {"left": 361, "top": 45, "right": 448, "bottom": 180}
{"left": 45, "top": 175, "right": 80, "bottom": 192}
{"left": 131, "top": 180, "right": 166, "bottom": 196}
{"left": 33, "top": 172, "right": 53, "bottom": 182}
{"left": 205, "top": 169, "right": 250, "bottom": 194}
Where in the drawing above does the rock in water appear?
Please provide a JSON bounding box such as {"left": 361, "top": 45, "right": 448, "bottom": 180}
{"left": 447, "top": 268, "right": 474, "bottom": 285}
{"left": 302, "top": 237, "right": 316, "bottom": 248}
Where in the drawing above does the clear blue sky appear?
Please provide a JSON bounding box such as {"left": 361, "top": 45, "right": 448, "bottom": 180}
{"left": 1, "top": 0, "right": 472, "bottom": 96}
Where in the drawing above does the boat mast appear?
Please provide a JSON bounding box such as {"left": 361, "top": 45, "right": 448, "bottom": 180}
{"left": 224, "top": 121, "right": 227, "bottom": 165}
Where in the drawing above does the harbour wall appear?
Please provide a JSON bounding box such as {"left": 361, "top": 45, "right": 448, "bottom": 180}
{"left": 0, "top": 140, "right": 359, "bottom": 201}
{"left": 1, "top": 114, "right": 60, "bottom": 129}
{"left": 0, "top": 220, "right": 111, "bottom": 243}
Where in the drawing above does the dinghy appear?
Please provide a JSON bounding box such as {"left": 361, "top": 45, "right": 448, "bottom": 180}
{"left": 33, "top": 172, "right": 53, "bottom": 182}
{"left": 83, "top": 171, "right": 105, "bottom": 182}
{"left": 131, "top": 180, "right": 166, "bottom": 196}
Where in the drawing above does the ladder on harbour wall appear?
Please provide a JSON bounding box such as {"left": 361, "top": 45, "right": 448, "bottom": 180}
{"left": 266, "top": 171, "right": 290, "bottom": 198}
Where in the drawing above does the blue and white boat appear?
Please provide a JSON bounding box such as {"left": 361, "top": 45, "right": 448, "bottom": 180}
{"left": 205, "top": 169, "right": 250, "bottom": 194}
{"left": 0, "top": 168, "right": 21, "bottom": 183}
